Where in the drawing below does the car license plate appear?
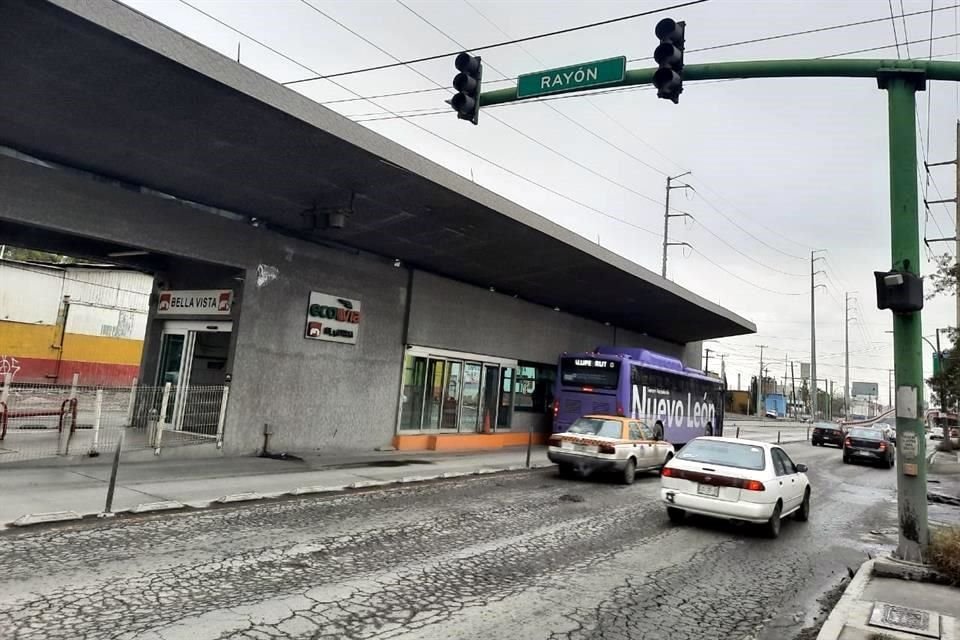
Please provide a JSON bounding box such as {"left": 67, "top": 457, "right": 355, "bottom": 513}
{"left": 573, "top": 444, "right": 590, "bottom": 453}
{"left": 697, "top": 484, "right": 719, "bottom": 497}
{"left": 855, "top": 450, "right": 872, "bottom": 456}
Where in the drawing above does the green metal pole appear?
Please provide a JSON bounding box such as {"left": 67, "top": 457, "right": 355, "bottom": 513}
{"left": 884, "top": 74, "right": 929, "bottom": 562}
{"left": 479, "top": 58, "right": 960, "bottom": 107}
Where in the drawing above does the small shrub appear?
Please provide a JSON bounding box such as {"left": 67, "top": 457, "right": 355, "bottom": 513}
{"left": 929, "top": 526, "right": 960, "bottom": 583}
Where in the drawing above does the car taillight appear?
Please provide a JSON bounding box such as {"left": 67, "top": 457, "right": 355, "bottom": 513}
{"left": 844, "top": 437, "right": 852, "bottom": 447}
{"left": 552, "top": 400, "right": 559, "bottom": 418}
{"left": 879, "top": 442, "right": 887, "bottom": 451}
{"left": 548, "top": 435, "right": 562, "bottom": 447}
{"left": 661, "top": 467, "right": 677, "bottom": 477}
{"left": 598, "top": 443, "right": 616, "bottom": 454}
{"left": 741, "top": 479, "right": 765, "bottom": 492}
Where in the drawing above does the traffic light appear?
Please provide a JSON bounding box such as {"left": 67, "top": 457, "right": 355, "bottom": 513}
{"left": 653, "top": 18, "right": 685, "bottom": 103}
{"left": 452, "top": 52, "right": 483, "bottom": 124}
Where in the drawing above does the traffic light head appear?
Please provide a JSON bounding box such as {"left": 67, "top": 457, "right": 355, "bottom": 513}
{"left": 452, "top": 53, "right": 483, "bottom": 124}
{"left": 653, "top": 18, "right": 685, "bottom": 104}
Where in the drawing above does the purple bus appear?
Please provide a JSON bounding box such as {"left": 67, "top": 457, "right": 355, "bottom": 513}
{"left": 552, "top": 346, "right": 724, "bottom": 446}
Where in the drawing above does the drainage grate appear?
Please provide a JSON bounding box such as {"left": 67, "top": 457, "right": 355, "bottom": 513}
{"left": 868, "top": 602, "right": 941, "bottom": 638}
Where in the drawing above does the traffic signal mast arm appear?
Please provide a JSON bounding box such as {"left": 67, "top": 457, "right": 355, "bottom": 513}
{"left": 477, "top": 58, "right": 960, "bottom": 107}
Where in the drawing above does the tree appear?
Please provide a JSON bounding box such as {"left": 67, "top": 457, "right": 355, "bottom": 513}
{"left": 926, "top": 255, "right": 958, "bottom": 449}
{"left": 0, "top": 245, "right": 77, "bottom": 264}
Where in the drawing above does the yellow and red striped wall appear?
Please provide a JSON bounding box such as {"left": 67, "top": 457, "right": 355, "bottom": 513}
{"left": 0, "top": 321, "right": 142, "bottom": 386}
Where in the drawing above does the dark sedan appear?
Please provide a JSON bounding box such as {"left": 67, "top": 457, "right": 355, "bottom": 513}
{"left": 811, "top": 422, "right": 844, "bottom": 447}
{"left": 842, "top": 427, "right": 894, "bottom": 468}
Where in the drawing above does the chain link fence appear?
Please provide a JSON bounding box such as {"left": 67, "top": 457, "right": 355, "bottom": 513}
{"left": 0, "top": 374, "right": 228, "bottom": 464}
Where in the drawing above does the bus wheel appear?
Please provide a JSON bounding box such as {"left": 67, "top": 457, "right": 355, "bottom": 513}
{"left": 620, "top": 458, "right": 636, "bottom": 485}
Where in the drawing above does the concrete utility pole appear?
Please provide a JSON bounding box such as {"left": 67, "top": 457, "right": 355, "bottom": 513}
{"left": 790, "top": 361, "right": 797, "bottom": 419}
{"left": 845, "top": 292, "right": 852, "bottom": 419}
{"left": 889, "top": 369, "right": 894, "bottom": 409}
{"left": 661, "top": 172, "right": 693, "bottom": 278}
{"left": 811, "top": 250, "right": 826, "bottom": 420}
{"left": 756, "top": 345, "right": 767, "bottom": 417}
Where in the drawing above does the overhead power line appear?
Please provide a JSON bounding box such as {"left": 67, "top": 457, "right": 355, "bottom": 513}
{"left": 281, "top": 0, "right": 710, "bottom": 85}
{"left": 318, "top": 3, "right": 960, "bottom": 107}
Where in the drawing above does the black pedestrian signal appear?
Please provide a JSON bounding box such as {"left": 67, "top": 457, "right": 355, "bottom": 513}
{"left": 653, "top": 18, "right": 685, "bottom": 104}
{"left": 452, "top": 53, "right": 482, "bottom": 125}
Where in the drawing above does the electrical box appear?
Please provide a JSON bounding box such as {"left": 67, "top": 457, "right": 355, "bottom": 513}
{"left": 874, "top": 270, "right": 923, "bottom": 314}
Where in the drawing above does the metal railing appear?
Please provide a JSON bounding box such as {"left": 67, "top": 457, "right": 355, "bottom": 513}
{"left": 0, "top": 374, "right": 229, "bottom": 463}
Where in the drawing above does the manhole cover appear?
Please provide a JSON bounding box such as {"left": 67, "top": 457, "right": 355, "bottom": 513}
{"left": 868, "top": 602, "right": 940, "bottom": 638}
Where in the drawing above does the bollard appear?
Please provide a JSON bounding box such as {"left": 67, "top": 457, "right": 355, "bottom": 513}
{"left": 525, "top": 428, "right": 533, "bottom": 468}
{"left": 736, "top": 426, "right": 740, "bottom": 439}
{"left": 89, "top": 389, "right": 103, "bottom": 456}
{"left": 103, "top": 430, "right": 125, "bottom": 515}
{"left": 155, "top": 383, "right": 171, "bottom": 454}
{"left": 147, "top": 408, "right": 159, "bottom": 448}
{"left": 216, "top": 386, "right": 230, "bottom": 449}
{"left": 0, "top": 372, "right": 10, "bottom": 406}
{"left": 125, "top": 377, "right": 138, "bottom": 426}
{"left": 777, "top": 430, "right": 781, "bottom": 444}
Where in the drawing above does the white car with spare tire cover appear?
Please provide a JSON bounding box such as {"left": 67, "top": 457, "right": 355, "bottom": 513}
{"left": 660, "top": 437, "right": 810, "bottom": 538}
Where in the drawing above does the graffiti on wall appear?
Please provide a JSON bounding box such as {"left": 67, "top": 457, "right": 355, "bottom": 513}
{"left": 0, "top": 355, "right": 21, "bottom": 381}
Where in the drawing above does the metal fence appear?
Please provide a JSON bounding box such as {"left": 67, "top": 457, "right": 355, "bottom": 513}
{"left": 0, "top": 374, "right": 228, "bottom": 464}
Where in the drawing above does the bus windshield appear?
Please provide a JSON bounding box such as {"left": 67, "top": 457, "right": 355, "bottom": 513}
{"left": 559, "top": 357, "right": 620, "bottom": 390}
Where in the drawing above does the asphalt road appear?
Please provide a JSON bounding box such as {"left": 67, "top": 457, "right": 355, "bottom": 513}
{"left": 0, "top": 442, "right": 901, "bottom": 640}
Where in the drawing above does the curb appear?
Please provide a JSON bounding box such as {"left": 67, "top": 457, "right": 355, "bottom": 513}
{"left": 5, "top": 462, "right": 552, "bottom": 531}
{"left": 815, "top": 558, "right": 875, "bottom": 640}
{"left": 12, "top": 511, "right": 83, "bottom": 527}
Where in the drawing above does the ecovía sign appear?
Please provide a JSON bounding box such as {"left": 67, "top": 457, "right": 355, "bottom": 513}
{"left": 305, "top": 291, "right": 361, "bottom": 344}
{"left": 517, "top": 56, "right": 626, "bottom": 98}
{"left": 157, "top": 290, "right": 233, "bottom": 316}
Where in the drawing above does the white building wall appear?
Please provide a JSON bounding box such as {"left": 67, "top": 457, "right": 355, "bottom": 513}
{"left": 0, "top": 260, "right": 152, "bottom": 339}
{"left": 0, "top": 261, "right": 63, "bottom": 324}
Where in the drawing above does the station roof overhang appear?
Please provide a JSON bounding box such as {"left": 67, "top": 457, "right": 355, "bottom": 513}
{"left": 0, "top": 0, "right": 756, "bottom": 344}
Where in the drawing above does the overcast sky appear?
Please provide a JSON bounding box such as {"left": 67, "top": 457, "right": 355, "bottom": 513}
{"left": 122, "top": 0, "right": 960, "bottom": 406}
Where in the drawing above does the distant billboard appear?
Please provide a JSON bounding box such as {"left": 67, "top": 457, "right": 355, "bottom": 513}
{"left": 800, "top": 363, "right": 810, "bottom": 379}
{"left": 851, "top": 381, "right": 879, "bottom": 397}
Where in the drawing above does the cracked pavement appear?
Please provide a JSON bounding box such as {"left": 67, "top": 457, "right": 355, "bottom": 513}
{"left": 0, "top": 443, "right": 901, "bottom": 639}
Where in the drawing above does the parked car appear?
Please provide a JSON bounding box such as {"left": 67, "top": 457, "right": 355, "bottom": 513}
{"left": 660, "top": 437, "right": 810, "bottom": 538}
{"left": 874, "top": 422, "right": 895, "bottom": 445}
{"left": 765, "top": 410, "right": 778, "bottom": 419}
{"left": 811, "top": 422, "right": 844, "bottom": 447}
{"left": 547, "top": 415, "right": 675, "bottom": 484}
{"left": 842, "top": 427, "right": 894, "bottom": 468}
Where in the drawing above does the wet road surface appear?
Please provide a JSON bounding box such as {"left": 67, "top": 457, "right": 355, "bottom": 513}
{"left": 0, "top": 442, "right": 901, "bottom": 640}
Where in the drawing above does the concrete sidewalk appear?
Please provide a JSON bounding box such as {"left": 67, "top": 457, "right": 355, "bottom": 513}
{"left": 818, "top": 557, "right": 960, "bottom": 640}
{"left": 0, "top": 446, "right": 551, "bottom": 530}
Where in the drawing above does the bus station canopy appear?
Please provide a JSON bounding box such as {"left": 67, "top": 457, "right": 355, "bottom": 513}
{"left": 0, "top": 0, "right": 756, "bottom": 344}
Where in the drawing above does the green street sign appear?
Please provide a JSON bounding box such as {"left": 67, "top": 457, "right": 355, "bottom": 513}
{"left": 933, "top": 350, "right": 951, "bottom": 375}
{"left": 517, "top": 56, "right": 626, "bottom": 99}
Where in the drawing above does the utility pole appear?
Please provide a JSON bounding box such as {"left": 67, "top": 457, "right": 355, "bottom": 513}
{"left": 843, "top": 292, "right": 859, "bottom": 419}
{"left": 757, "top": 345, "right": 767, "bottom": 417}
{"left": 661, "top": 172, "right": 693, "bottom": 278}
{"left": 889, "top": 369, "right": 894, "bottom": 410}
{"left": 811, "top": 250, "right": 826, "bottom": 420}
{"left": 790, "top": 361, "right": 797, "bottom": 420}
{"left": 829, "top": 380, "right": 834, "bottom": 420}
{"left": 704, "top": 347, "right": 713, "bottom": 373}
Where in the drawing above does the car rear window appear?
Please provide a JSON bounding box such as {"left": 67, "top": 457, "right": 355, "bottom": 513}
{"left": 567, "top": 418, "right": 621, "bottom": 439}
{"left": 848, "top": 428, "right": 882, "bottom": 440}
{"left": 675, "top": 439, "right": 766, "bottom": 470}
{"left": 814, "top": 423, "right": 838, "bottom": 430}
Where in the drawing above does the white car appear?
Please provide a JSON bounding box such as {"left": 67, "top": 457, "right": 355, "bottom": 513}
{"left": 548, "top": 415, "right": 675, "bottom": 484}
{"left": 660, "top": 437, "right": 810, "bottom": 538}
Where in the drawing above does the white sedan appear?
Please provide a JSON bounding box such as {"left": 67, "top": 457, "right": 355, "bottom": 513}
{"left": 660, "top": 437, "right": 810, "bottom": 538}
